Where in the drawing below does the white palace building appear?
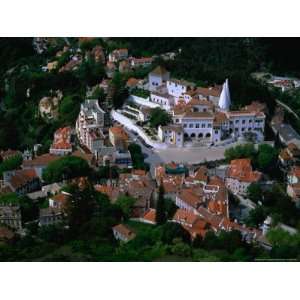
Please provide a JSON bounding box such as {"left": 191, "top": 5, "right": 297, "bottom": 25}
{"left": 146, "top": 66, "right": 266, "bottom": 147}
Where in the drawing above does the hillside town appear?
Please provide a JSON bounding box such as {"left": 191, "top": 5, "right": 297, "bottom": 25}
{"left": 1, "top": 37, "right": 300, "bottom": 261}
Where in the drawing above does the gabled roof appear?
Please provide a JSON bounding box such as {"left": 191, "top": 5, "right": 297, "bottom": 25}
{"left": 9, "top": 169, "right": 39, "bottom": 190}
{"left": 227, "top": 159, "right": 262, "bottom": 183}
{"left": 113, "top": 224, "right": 136, "bottom": 240}
{"left": 142, "top": 208, "right": 156, "bottom": 224}
{"left": 23, "top": 154, "right": 60, "bottom": 167}
{"left": 150, "top": 66, "right": 168, "bottom": 76}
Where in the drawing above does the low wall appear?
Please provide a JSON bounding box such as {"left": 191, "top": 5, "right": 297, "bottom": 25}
{"left": 111, "top": 110, "right": 167, "bottom": 149}
{"left": 128, "top": 95, "right": 160, "bottom": 108}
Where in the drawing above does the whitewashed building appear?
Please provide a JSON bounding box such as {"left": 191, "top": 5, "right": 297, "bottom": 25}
{"left": 150, "top": 89, "right": 175, "bottom": 111}
{"left": 167, "top": 79, "right": 196, "bottom": 100}
{"left": 75, "top": 99, "right": 106, "bottom": 157}
{"left": 148, "top": 66, "right": 170, "bottom": 91}
{"left": 158, "top": 125, "right": 184, "bottom": 147}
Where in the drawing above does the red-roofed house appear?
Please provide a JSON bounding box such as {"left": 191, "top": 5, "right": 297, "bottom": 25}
{"left": 130, "top": 57, "right": 153, "bottom": 68}
{"left": 112, "top": 224, "right": 136, "bottom": 242}
{"left": 175, "top": 188, "right": 204, "bottom": 213}
{"left": 172, "top": 208, "right": 208, "bottom": 239}
{"left": 49, "top": 192, "right": 70, "bottom": 209}
{"left": 109, "top": 49, "right": 128, "bottom": 62}
{"left": 49, "top": 127, "right": 72, "bottom": 156}
{"left": 22, "top": 153, "right": 61, "bottom": 179}
{"left": 109, "top": 126, "right": 129, "bottom": 151}
{"left": 139, "top": 208, "right": 156, "bottom": 225}
{"left": 225, "top": 159, "right": 262, "bottom": 195}
{"left": 3, "top": 169, "right": 40, "bottom": 195}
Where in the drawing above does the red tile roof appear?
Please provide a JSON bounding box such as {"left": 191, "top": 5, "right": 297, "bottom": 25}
{"left": 178, "top": 188, "right": 204, "bottom": 208}
{"left": 9, "top": 169, "right": 38, "bottom": 190}
{"left": 23, "top": 154, "right": 60, "bottom": 167}
{"left": 109, "top": 126, "right": 129, "bottom": 140}
{"left": 50, "top": 127, "right": 72, "bottom": 150}
{"left": 113, "top": 224, "right": 136, "bottom": 240}
{"left": 142, "top": 208, "right": 156, "bottom": 224}
{"left": 227, "top": 159, "right": 262, "bottom": 183}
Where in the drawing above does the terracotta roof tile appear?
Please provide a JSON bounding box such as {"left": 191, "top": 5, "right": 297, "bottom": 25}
{"left": 227, "top": 159, "right": 262, "bottom": 183}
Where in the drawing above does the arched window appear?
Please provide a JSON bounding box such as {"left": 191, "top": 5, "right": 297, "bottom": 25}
{"left": 184, "top": 133, "right": 189, "bottom": 138}
{"left": 191, "top": 133, "right": 196, "bottom": 138}
{"left": 205, "top": 133, "right": 211, "bottom": 138}
{"left": 198, "top": 133, "right": 203, "bottom": 138}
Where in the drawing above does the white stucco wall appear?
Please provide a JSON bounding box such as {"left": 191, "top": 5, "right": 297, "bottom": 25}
{"left": 111, "top": 110, "right": 168, "bottom": 149}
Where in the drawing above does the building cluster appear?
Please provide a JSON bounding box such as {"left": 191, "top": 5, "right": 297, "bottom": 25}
{"left": 106, "top": 48, "right": 154, "bottom": 78}
{"left": 119, "top": 66, "right": 266, "bottom": 148}
{"left": 277, "top": 128, "right": 300, "bottom": 206}
{"left": 112, "top": 162, "right": 268, "bottom": 245}
{"left": 75, "top": 99, "right": 132, "bottom": 168}
{"left": 146, "top": 66, "right": 266, "bottom": 146}
{"left": 95, "top": 169, "right": 155, "bottom": 218}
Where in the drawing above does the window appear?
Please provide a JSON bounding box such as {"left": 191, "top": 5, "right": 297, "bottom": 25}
{"left": 195, "top": 123, "right": 199, "bottom": 128}
{"left": 198, "top": 133, "right": 203, "bottom": 138}
{"left": 215, "top": 130, "right": 218, "bottom": 134}
{"left": 175, "top": 119, "right": 179, "bottom": 123}
{"left": 248, "top": 127, "right": 251, "bottom": 131}
{"left": 249, "top": 119, "right": 252, "bottom": 123}
{"left": 207, "top": 123, "right": 212, "bottom": 128}
{"left": 235, "top": 120, "right": 239, "bottom": 124}
{"left": 201, "top": 123, "right": 205, "bottom": 128}
{"left": 242, "top": 128, "right": 245, "bottom": 131}
{"left": 189, "top": 124, "right": 194, "bottom": 128}
{"left": 191, "top": 133, "right": 196, "bottom": 138}
{"left": 242, "top": 120, "right": 246, "bottom": 124}
{"left": 183, "top": 124, "right": 187, "bottom": 128}
{"left": 205, "top": 133, "right": 211, "bottom": 138}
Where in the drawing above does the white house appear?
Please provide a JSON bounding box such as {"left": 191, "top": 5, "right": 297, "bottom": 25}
{"left": 167, "top": 79, "right": 196, "bottom": 100}
{"left": 148, "top": 66, "right": 170, "bottom": 91}
{"left": 158, "top": 125, "right": 184, "bottom": 147}
{"left": 150, "top": 90, "right": 175, "bottom": 111}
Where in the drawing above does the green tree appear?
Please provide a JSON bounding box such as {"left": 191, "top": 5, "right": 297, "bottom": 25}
{"left": 245, "top": 205, "right": 267, "bottom": 228}
{"left": 164, "top": 197, "right": 178, "bottom": 219}
{"left": 115, "top": 195, "right": 136, "bottom": 220}
{"left": 171, "top": 238, "right": 192, "bottom": 257}
{"left": 58, "top": 95, "right": 81, "bottom": 125}
{"left": 224, "top": 143, "right": 256, "bottom": 162}
{"left": 155, "top": 185, "right": 167, "bottom": 225}
{"left": 149, "top": 107, "right": 172, "bottom": 128}
{"left": 160, "top": 222, "right": 190, "bottom": 244}
{"left": 256, "top": 144, "right": 278, "bottom": 171}
{"left": 111, "top": 72, "right": 129, "bottom": 109}
{"left": 246, "top": 182, "right": 263, "bottom": 203}
{"left": 128, "top": 143, "right": 148, "bottom": 170}
{"left": 0, "top": 154, "right": 23, "bottom": 177}
{"left": 64, "top": 182, "right": 98, "bottom": 232}
{"left": 42, "top": 156, "right": 91, "bottom": 183}
{"left": 75, "top": 57, "right": 105, "bottom": 87}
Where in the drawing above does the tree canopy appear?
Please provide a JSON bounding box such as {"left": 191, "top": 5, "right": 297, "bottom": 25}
{"left": 0, "top": 154, "right": 23, "bottom": 177}
{"left": 149, "top": 107, "right": 172, "bottom": 129}
{"left": 42, "top": 156, "right": 91, "bottom": 183}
